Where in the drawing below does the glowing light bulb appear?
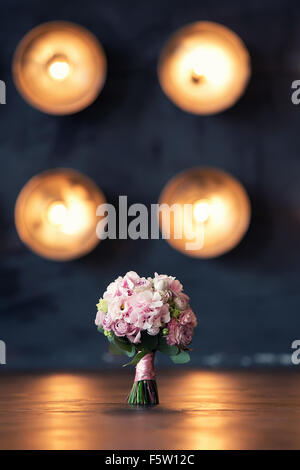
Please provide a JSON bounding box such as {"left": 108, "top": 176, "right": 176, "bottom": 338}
{"left": 47, "top": 202, "right": 67, "bottom": 225}
{"left": 13, "top": 21, "right": 107, "bottom": 114}
{"left": 158, "top": 21, "right": 251, "bottom": 115}
{"left": 15, "top": 169, "right": 106, "bottom": 261}
{"left": 61, "top": 200, "right": 90, "bottom": 235}
{"left": 48, "top": 58, "right": 70, "bottom": 80}
{"left": 159, "top": 168, "right": 251, "bottom": 258}
{"left": 193, "top": 199, "right": 210, "bottom": 223}
{"left": 189, "top": 45, "right": 231, "bottom": 87}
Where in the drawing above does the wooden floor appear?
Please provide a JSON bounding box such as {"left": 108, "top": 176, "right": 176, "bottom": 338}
{"left": 0, "top": 370, "right": 299, "bottom": 450}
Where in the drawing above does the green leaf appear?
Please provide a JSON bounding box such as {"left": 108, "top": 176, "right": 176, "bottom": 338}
{"left": 114, "top": 336, "right": 133, "bottom": 352}
{"left": 113, "top": 337, "right": 135, "bottom": 357}
{"left": 170, "top": 350, "right": 190, "bottom": 364}
{"left": 157, "top": 336, "right": 179, "bottom": 356}
{"left": 123, "top": 349, "right": 148, "bottom": 367}
{"left": 109, "top": 342, "right": 124, "bottom": 355}
{"left": 140, "top": 331, "right": 159, "bottom": 352}
{"left": 125, "top": 348, "right": 135, "bottom": 357}
{"left": 97, "top": 325, "right": 104, "bottom": 334}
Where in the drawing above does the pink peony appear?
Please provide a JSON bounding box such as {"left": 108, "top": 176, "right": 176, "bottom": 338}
{"left": 179, "top": 324, "right": 193, "bottom": 347}
{"left": 112, "top": 319, "right": 130, "bottom": 337}
{"left": 179, "top": 309, "right": 197, "bottom": 327}
{"left": 169, "top": 279, "right": 183, "bottom": 296}
{"left": 96, "top": 271, "right": 196, "bottom": 349}
{"left": 127, "top": 328, "right": 142, "bottom": 344}
{"left": 174, "top": 293, "right": 189, "bottom": 311}
{"left": 166, "top": 318, "right": 193, "bottom": 348}
{"left": 166, "top": 318, "right": 179, "bottom": 346}
{"left": 102, "top": 313, "right": 113, "bottom": 330}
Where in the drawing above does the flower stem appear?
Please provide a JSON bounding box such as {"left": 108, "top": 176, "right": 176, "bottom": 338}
{"left": 127, "top": 352, "right": 159, "bottom": 406}
{"left": 128, "top": 379, "right": 159, "bottom": 406}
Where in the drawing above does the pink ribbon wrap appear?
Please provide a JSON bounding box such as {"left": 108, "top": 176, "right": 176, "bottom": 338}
{"left": 135, "top": 352, "right": 156, "bottom": 382}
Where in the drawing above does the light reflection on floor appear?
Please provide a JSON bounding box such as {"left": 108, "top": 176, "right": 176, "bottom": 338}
{"left": 0, "top": 370, "right": 299, "bottom": 449}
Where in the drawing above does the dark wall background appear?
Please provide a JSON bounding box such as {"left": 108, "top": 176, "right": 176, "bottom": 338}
{"left": 0, "top": 0, "right": 300, "bottom": 369}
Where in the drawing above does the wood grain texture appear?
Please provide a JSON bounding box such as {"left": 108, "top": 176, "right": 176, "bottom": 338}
{"left": 0, "top": 370, "right": 299, "bottom": 450}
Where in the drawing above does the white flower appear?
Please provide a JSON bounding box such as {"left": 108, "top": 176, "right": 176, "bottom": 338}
{"left": 153, "top": 272, "right": 174, "bottom": 291}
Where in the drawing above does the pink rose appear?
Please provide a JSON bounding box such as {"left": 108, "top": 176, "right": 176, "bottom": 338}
{"left": 102, "top": 314, "right": 113, "bottom": 330}
{"left": 179, "top": 309, "right": 197, "bottom": 327}
{"left": 174, "top": 293, "right": 189, "bottom": 311}
{"left": 96, "top": 272, "right": 195, "bottom": 349}
{"left": 166, "top": 318, "right": 193, "bottom": 348}
{"left": 179, "top": 324, "right": 193, "bottom": 347}
{"left": 127, "top": 328, "right": 142, "bottom": 344}
{"left": 169, "top": 279, "right": 183, "bottom": 296}
{"left": 112, "top": 319, "right": 130, "bottom": 337}
{"left": 166, "top": 318, "right": 179, "bottom": 346}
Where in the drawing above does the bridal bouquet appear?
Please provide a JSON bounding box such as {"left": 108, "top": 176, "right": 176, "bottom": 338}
{"left": 95, "top": 271, "right": 197, "bottom": 406}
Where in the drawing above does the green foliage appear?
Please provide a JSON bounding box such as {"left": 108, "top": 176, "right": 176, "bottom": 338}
{"left": 157, "top": 334, "right": 179, "bottom": 356}
{"left": 169, "top": 303, "right": 181, "bottom": 319}
{"left": 170, "top": 350, "right": 190, "bottom": 364}
{"left": 104, "top": 330, "right": 114, "bottom": 339}
{"left": 109, "top": 342, "right": 124, "bottom": 355}
{"left": 123, "top": 349, "right": 148, "bottom": 367}
{"left": 113, "top": 336, "right": 135, "bottom": 357}
{"left": 99, "top": 328, "right": 136, "bottom": 358}
{"left": 139, "top": 331, "right": 159, "bottom": 352}
{"left": 98, "top": 322, "right": 191, "bottom": 366}
{"left": 96, "top": 298, "right": 108, "bottom": 313}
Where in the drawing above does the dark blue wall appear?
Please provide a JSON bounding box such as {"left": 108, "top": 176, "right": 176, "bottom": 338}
{"left": 1, "top": 0, "right": 300, "bottom": 369}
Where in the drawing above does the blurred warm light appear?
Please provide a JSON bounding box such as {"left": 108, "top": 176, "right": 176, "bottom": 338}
{"left": 15, "top": 169, "right": 106, "bottom": 261}
{"left": 47, "top": 56, "right": 70, "bottom": 80}
{"left": 12, "top": 21, "right": 107, "bottom": 114}
{"left": 47, "top": 202, "right": 68, "bottom": 225}
{"left": 193, "top": 199, "right": 210, "bottom": 223}
{"left": 189, "top": 45, "right": 231, "bottom": 86}
{"left": 158, "top": 22, "right": 251, "bottom": 115}
{"left": 159, "top": 167, "right": 251, "bottom": 258}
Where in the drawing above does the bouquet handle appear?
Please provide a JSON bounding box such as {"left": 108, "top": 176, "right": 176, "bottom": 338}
{"left": 128, "top": 352, "right": 159, "bottom": 406}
